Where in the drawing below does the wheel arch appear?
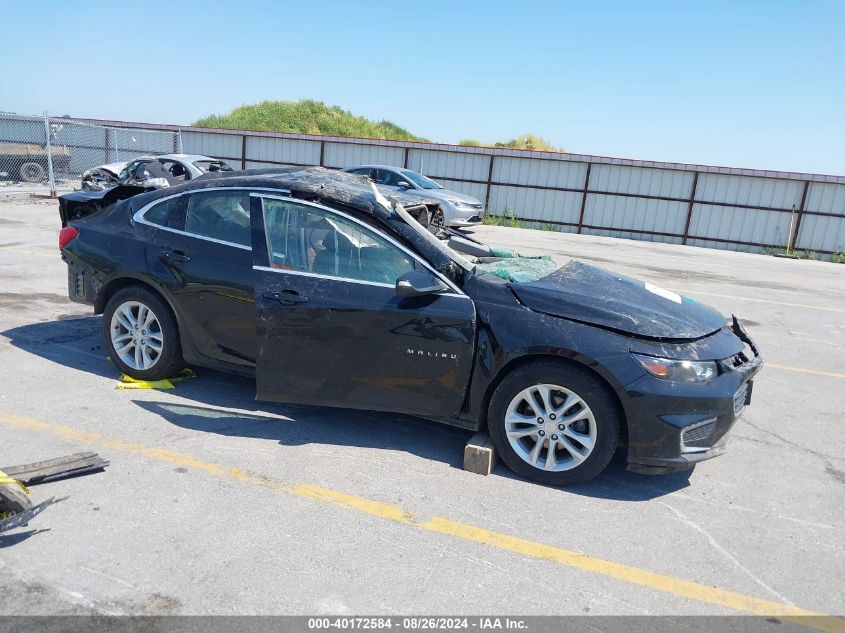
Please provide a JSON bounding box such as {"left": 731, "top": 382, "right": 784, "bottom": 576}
{"left": 479, "top": 353, "right": 629, "bottom": 449}
{"left": 95, "top": 277, "right": 186, "bottom": 350}
{"left": 95, "top": 275, "right": 174, "bottom": 316}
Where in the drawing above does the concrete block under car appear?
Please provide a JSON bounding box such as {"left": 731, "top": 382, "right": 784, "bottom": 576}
{"left": 464, "top": 431, "right": 497, "bottom": 475}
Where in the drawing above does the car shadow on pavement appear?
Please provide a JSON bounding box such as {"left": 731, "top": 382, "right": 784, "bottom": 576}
{"left": 3, "top": 316, "right": 693, "bottom": 498}
{"left": 486, "top": 450, "right": 694, "bottom": 500}
{"left": 134, "top": 399, "right": 472, "bottom": 470}
{"left": 1, "top": 315, "right": 115, "bottom": 380}
{"left": 0, "top": 530, "right": 47, "bottom": 548}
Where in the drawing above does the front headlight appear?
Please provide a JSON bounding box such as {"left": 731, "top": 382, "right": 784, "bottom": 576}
{"left": 451, "top": 200, "right": 475, "bottom": 209}
{"left": 632, "top": 353, "right": 717, "bottom": 382}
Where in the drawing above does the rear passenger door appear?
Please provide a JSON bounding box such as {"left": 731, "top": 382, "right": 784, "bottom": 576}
{"left": 142, "top": 189, "right": 256, "bottom": 368}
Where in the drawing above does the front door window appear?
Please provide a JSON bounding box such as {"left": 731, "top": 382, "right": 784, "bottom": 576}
{"left": 261, "top": 197, "right": 416, "bottom": 286}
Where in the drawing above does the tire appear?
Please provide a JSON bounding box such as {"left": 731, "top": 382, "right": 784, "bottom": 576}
{"left": 487, "top": 360, "right": 620, "bottom": 486}
{"left": 19, "top": 162, "right": 45, "bottom": 183}
{"left": 102, "top": 286, "right": 184, "bottom": 381}
{"left": 430, "top": 209, "right": 446, "bottom": 231}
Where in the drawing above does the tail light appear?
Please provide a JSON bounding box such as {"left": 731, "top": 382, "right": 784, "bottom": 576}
{"left": 59, "top": 226, "right": 78, "bottom": 250}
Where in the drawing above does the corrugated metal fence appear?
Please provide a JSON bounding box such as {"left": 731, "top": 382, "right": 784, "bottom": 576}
{"left": 45, "top": 118, "right": 845, "bottom": 258}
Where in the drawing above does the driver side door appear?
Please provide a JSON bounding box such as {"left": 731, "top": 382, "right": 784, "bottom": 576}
{"left": 251, "top": 194, "right": 476, "bottom": 418}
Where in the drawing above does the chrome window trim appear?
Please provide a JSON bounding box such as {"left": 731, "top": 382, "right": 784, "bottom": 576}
{"left": 253, "top": 265, "right": 465, "bottom": 297}
{"left": 253, "top": 192, "right": 466, "bottom": 296}
{"left": 133, "top": 186, "right": 293, "bottom": 252}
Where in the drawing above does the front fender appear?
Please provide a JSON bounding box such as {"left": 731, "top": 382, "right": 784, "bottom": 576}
{"left": 458, "top": 300, "right": 645, "bottom": 428}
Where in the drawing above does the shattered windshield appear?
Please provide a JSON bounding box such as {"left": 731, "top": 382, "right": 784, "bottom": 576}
{"left": 400, "top": 169, "right": 442, "bottom": 190}
{"left": 394, "top": 203, "right": 475, "bottom": 272}
{"left": 374, "top": 183, "right": 555, "bottom": 281}
{"left": 475, "top": 248, "right": 558, "bottom": 282}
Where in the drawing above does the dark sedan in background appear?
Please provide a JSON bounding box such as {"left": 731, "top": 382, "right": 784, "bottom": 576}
{"left": 57, "top": 168, "right": 762, "bottom": 485}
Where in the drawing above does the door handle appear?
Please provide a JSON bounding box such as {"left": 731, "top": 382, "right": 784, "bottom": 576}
{"left": 160, "top": 249, "right": 191, "bottom": 263}
{"left": 263, "top": 290, "right": 309, "bottom": 305}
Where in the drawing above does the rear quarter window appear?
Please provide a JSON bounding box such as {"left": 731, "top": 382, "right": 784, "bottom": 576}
{"left": 143, "top": 196, "right": 184, "bottom": 229}
{"left": 184, "top": 191, "right": 251, "bottom": 247}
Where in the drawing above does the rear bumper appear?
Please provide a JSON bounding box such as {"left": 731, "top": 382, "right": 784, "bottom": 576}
{"left": 63, "top": 252, "right": 98, "bottom": 307}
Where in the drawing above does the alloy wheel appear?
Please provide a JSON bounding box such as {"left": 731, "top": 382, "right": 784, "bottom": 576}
{"left": 504, "top": 383, "right": 597, "bottom": 471}
{"left": 109, "top": 300, "right": 164, "bottom": 371}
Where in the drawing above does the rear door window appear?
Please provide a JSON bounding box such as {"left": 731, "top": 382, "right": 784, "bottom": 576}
{"left": 160, "top": 160, "right": 190, "bottom": 182}
{"left": 376, "top": 169, "right": 403, "bottom": 186}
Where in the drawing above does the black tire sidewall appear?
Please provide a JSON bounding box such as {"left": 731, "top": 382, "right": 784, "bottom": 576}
{"left": 102, "top": 286, "right": 183, "bottom": 381}
{"left": 488, "top": 361, "right": 620, "bottom": 486}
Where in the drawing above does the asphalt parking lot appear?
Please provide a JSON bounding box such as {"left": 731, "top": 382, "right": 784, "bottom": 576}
{"left": 1, "top": 198, "right": 843, "bottom": 621}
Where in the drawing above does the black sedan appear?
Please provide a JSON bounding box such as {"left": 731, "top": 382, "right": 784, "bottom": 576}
{"left": 58, "top": 167, "right": 762, "bottom": 485}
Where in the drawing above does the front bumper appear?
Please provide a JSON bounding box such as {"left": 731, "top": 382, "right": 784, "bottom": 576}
{"left": 624, "top": 319, "right": 762, "bottom": 474}
{"left": 445, "top": 204, "right": 484, "bottom": 227}
{"left": 448, "top": 214, "right": 483, "bottom": 227}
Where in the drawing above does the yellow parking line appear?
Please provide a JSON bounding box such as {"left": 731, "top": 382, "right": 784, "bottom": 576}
{"left": 0, "top": 412, "right": 842, "bottom": 632}
{"left": 765, "top": 364, "right": 845, "bottom": 380}
{"left": 673, "top": 289, "right": 845, "bottom": 315}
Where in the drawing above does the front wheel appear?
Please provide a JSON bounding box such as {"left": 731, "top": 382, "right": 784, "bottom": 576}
{"left": 487, "top": 361, "right": 620, "bottom": 486}
{"left": 103, "top": 286, "right": 184, "bottom": 381}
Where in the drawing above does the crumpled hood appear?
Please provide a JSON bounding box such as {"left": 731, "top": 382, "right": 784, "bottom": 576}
{"left": 510, "top": 260, "right": 725, "bottom": 340}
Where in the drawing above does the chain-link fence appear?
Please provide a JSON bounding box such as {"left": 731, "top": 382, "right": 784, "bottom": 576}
{"left": 0, "top": 112, "right": 181, "bottom": 196}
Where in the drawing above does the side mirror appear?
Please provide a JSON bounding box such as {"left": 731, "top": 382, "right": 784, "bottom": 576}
{"left": 395, "top": 270, "right": 449, "bottom": 297}
{"left": 397, "top": 180, "right": 412, "bottom": 189}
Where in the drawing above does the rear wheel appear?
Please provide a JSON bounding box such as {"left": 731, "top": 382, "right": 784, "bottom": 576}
{"left": 19, "top": 162, "right": 45, "bottom": 183}
{"left": 488, "top": 361, "right": 620, "bottom": 485}
{"left": 103, "top": 286, "right": 183, "bottom": 381}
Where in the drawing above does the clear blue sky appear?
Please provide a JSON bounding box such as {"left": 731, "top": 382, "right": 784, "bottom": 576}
{"left": 2, "top": 0, "right": 843, "bottom": 175}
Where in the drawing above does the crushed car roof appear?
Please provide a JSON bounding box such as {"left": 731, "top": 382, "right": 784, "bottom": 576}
{"left": 122, "top": 167, "right": 440, "bottom": 217}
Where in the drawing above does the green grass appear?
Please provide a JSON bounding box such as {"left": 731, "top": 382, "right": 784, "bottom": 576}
{"left": 483, "top": 210, "right": 525, "bottom": 228}
{"left": 799, "top": 249, "right": 819, "bottom": 260}
{"left": 460, "top": 134, "right": 564, "bottom": 152}
{"left": 832, "top": 251, "right": 845, "bottom": 264}
{"left": 193, "top": 100, "right": 427, "bottom": 141}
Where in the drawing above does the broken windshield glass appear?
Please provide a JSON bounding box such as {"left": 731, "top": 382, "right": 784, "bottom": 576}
{"left": 475, "top": 248, "right": 558, "bottom": 282}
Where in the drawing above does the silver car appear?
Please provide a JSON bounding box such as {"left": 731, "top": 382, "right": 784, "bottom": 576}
{"left": 344, "top": 165, "right": 483, "bottom": 227}
{"left": 81, "top": 154, "right": 233, "bottom": 191}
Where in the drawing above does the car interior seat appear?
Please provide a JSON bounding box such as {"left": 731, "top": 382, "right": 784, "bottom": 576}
{"left": 312, "top": 228, "right": 356, "bottom": 278}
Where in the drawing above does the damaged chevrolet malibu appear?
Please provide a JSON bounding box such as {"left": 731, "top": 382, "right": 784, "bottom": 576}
{"left": 58, "top": 167, "right": 762, "bottom": 485}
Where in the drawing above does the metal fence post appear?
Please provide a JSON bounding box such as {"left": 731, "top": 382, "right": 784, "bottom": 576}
{"left": 787, "top": 181, "right": 810, "bottom": 253}
{"left": 484, "top": 155, "right": 495, "bottom": 214}
{"left": 43, "top": 111, "right": 56, "bottom": 197}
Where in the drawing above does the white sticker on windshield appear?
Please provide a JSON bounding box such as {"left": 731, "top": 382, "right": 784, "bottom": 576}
{"left": 644, "top": 282, "right": 682, "bottom": 304}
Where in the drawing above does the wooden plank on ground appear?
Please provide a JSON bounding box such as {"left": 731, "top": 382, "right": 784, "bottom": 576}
{"left": 1, "top": 452, "right": 109, "bottom": 485}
